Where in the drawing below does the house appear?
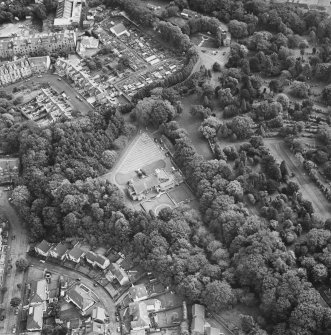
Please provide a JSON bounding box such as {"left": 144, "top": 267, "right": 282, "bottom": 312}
{"left": 85, "top": 251, "right": 110, "bottom": 270}
{"left": 76, "top": 36, "right": 99, "bottom": 58}
{"left": 110, "top": 23, "right": 130, "bottom": 37}
{"left": 0, "top": 30, "right": 76, "bottom": 60}
{"left": 30, "top": 279, "right": 49, "bottom": 311}
{"left": 92, "top": 306, "right": 108, "bottom": 324}
{"left": 26, "top": 305, "right": 44, "bottom": 332}
{"left": 205, "top": 326, "right": 222, "bottom": 335}
{"left": 180, "top": 8, "right": 199, "bottom": 19}
{"left": 28, "top": 56, "right": 51, "bottom": 74}
{"left": 49, "top": 242, "right": 68, "bottom": 260}
{"left": 129, "top": 302, "right": 150, "bottom": 330}
{"left": 66, "top": 245, "right": 85, "bottom": 263}
{"left": 191, "top": 304, "right": 205, "bottom": 335}
{"left": 106, "top": 263, "right": 130, "bottom": 286}
{"left": 129, "top": 284, "right": 148, "bottom": 302}
{"left": 65, "top": 285, "right": 95, "bottom": 315}
{"left": 54, "top": 0, "right": 82, "bottom": 29}
{"left": 35, "top": 240, "right": 52, "bottom": 257}
{"left": 85, "top": 321, "right": 105, "bottom": 335}
{"left": 127, "top": 169, "right": 176, "bottom": 201}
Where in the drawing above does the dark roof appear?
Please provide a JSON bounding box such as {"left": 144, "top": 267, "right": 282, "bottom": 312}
{"left": 52, "top": 242, "right": 68, "bottom": 257}
{"left": 108, "top": 263, "right": 128, "bottom": 282}
{"left": 68, "top": 246, "right": 84, "bottom": 260}
{"left": 86, "top": 251, "right": 97, "bottom": 263}
{"left": 36, "top": 240, "right": 52, "bottom": 253}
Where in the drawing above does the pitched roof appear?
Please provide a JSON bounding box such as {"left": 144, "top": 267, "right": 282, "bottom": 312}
{"left": 129, "top": 284, "right": 148, "bottom": 301}
{"left": 131, "top": 175, "right": 159, "bottom": 194}
{"left": 67, "top": 285, "right": 95, "bottom": 311}
{"left": 52, "top": 242, "right": 69, "bottom": 257}
{"left": 27, "top": 305, "right": 43, "bottom": 330}
{"left": 111, "top": 23, "right": 127, "bottom": 35}
{"left": 92, "top": 306, "right": 107, "bottom": 322}
{"left": 35, "top": 240, "right": 52, "bottom": 253}
{"left": 80, "top": 36, "right": 99, "bottom": 49}
{"left": 68, "top": 246, "right": 84, "bottom": 260}
{"left": 191, "top": 317, "right": 204, "bottom": 334}
{"left": 192, "top": 304, "right": 205, "bottom": 318}
{"left": 205, "top": 327, "right": 220, "bottom": 335}
{"left": 85, "top": 320, "right": 105, "bottom": 334}
{"left": 129, "top": 302, "right": 150, "bottom": 329}
{"left": 107, "top": 263, "right": 128, "bottom": 283}
{"left": 86, "top": 251, "right": 97, "bottom": 263}
{"left": 30, "top": 279, "right": 47, "bottom": 304}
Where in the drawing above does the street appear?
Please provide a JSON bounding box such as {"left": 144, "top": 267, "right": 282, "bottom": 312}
{"left": 0, "top": 187, "right": 28, "bottom": 335}
{"left": 28, "top": 258, "right": 117, "bottom": 324}
{"left": 3, "top": 73, "right": 92, "bottom": 116}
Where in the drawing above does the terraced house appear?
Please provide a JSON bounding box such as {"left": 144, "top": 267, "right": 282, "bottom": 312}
{"left": 0, "top": 30, "right": 76, "bottom": 60}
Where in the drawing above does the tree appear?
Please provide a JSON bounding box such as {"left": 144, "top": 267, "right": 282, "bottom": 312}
{"left": 15, "top": 258, "right": 29, "bottom": 272}
{"left": 322, "top": 85, "right": 331, "bottom": 106}
{"left": 228, "top": 20, "right": 248, "bottom": 39}
{"left": 212, "top": 62, "right": 221, "bottom": 72}
{"left": 202, "top": 280, "right": 236, "bottom": 312}
{"left": 291, "top": 81, "right": 310, "bottom": 99}
{"left": 229, "top": 116, "right": 255, "bottom": 139}
{"left": 10, "top": 297, "right": 21, "bottom": 308}
{"left": 101, "top": 150, "right": 118, "bottom": 169}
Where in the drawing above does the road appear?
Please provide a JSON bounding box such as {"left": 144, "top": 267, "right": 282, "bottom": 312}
{"left": 28, "top": 258, "right": 117, "bottom": 323}
{"left": 265, "top": 139, "right": 331, "bottom": 219}
{"left": 0, "top": 187, "right": 28, "bottom": 335}
{"left": 3, "top": 73, "right": 92, "bottom": 116}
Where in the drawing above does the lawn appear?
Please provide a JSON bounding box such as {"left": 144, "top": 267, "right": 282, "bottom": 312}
{"left": 155, "top": 307, "right": 183, "bottom": 328}
{"left": 157, "top": 292, "right": 183, "bottom": 309}
{"left": 177, "top": 95, "right": 214, "bottom": 160}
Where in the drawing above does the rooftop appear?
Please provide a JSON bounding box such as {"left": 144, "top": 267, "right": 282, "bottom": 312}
{"left": 51, "top": 242, "right": 69, "bottom": 257}
{"left": 111, "top": 23, "right": 128, "bottom": 35}
{"left": 35, "top": 240, "right": 52, "bottom": 254}
{"left": 67, "top": 245, "right": 84, "bottom": 260}
{"left": 30, "top": 279, "right": 48, "bottom": 304}
{"left": 67, "top": 285, "right": 95, "bottom": 311}
{"left": 129, "top": 301, "right": 150, "bottom": 330}
{"left": 129, "top": 284, "right": 148, "bottom": 301}
{"left": 27, "top": 304, "right": 43, "bottom": 331}
{"left": 107, "top": 263, "right": 129, "bottom": 283}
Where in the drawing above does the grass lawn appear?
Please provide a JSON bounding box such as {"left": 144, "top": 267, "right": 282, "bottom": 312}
{"left": 155, "top": 307, "right": 183, "bottom": 327}
{"left": 141, "top": 193, "right": 175, "bottom": 214}
{"left": 157, "top": 292, "right": 183, "bottom": 309}
{"left": 177, "top": 95, "right": 214, "bottom": 160}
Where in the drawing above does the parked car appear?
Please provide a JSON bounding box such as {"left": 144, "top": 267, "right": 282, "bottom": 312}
{"left": 12, "top": 326, "right": 16, "bottom": 333}
{"left": 39, "top": 260, "right": 45, "bottom": 263}
{"left": 14, "top": 308, "right": 18, "bottom": 315}
{"left": 117, "top": 327, "right": 121, "bottom": 332}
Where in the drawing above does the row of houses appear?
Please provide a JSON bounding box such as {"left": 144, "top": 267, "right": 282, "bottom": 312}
{"left": 0, "top": 30, "right": 76, "bottom": 60}
{"left": 55, "top": 58, "right": 117, "bottom": 105}
{"left": 35, "top": 241, "right": 110, "bottom": 270}
{"left": 21, "top": 87, "right": 72, "bottom": 126}
{"left": 0, "top": 56, "right": 50, "bottom": 87}
{"left": 54, "top": 0, "right": 82, "bottom": 29}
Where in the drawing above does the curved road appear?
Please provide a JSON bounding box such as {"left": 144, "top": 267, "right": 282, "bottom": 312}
{"left": 28, "top": 258, "right": 116, "bottom": 323}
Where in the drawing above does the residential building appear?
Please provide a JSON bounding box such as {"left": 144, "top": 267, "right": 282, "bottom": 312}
{"left": 205, "top": 327, "right": 222, "bottom": 335}
{"left": 35, "top": 240, "right": 52, "bottom": 257}
{"left": 54, "top": 0, "right": 82, "bottom": 29}
{"left": 76, "top": 36, "right": 99, "bottom": 58}
{"left": 0, "top": 56, "right": 50, "bottom": 87}
{"left": 49, "top": 242, "right": 69, "bottom": 260}
{"left": 55, "top": 58, "right": 115, "bottom": 105}
{"left": 65, "top": 285, "right": 95, "bottom": 315}
{"left": 180, "top": 8, "right": 199, "bottom": 19}
{"left": 85, "top": 321, "right": 105, "bottom": 335}
{"left": 128, "top": 169, "right": 176, "bottom": 201}
{"left": 30, "top": 279, "right": 49, "bottom": 311}
{"left": 92, "top": 307, "right": 108, "bottom": 324}
{"left": 106, "top": 263, "right": 130, "bottom": 286}
{"left": 129, "top": 284, "right": 148, "bottom": 302}
{"left": 66, "top": 245, "right": 85, "bottom": 263}
{"left": 28, "top": 56, "right": 51, "bottom": 73}
{"left": 129, "top": 302, "right": 150, "bottom": 331}
{"left": 0, "top": 30, "right": 76, "bottom": 60}
{"left": 191, "top": 304, "right": 205, "bottom": 335}
{"left": 0, "top": 158, "right": 19, "bottom": 184}
{"left": 110, "top": 23, "right": 130, "bottom": 37}
{"left": 26, "top": 305, "right": 44, "bottom": 332}
{"left": 85, "top": 251, "right": 110, "bottom": 270}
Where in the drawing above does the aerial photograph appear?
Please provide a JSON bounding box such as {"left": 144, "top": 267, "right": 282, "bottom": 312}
{"left": 2, "top": 0, "right": 331, "bottom": 334}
